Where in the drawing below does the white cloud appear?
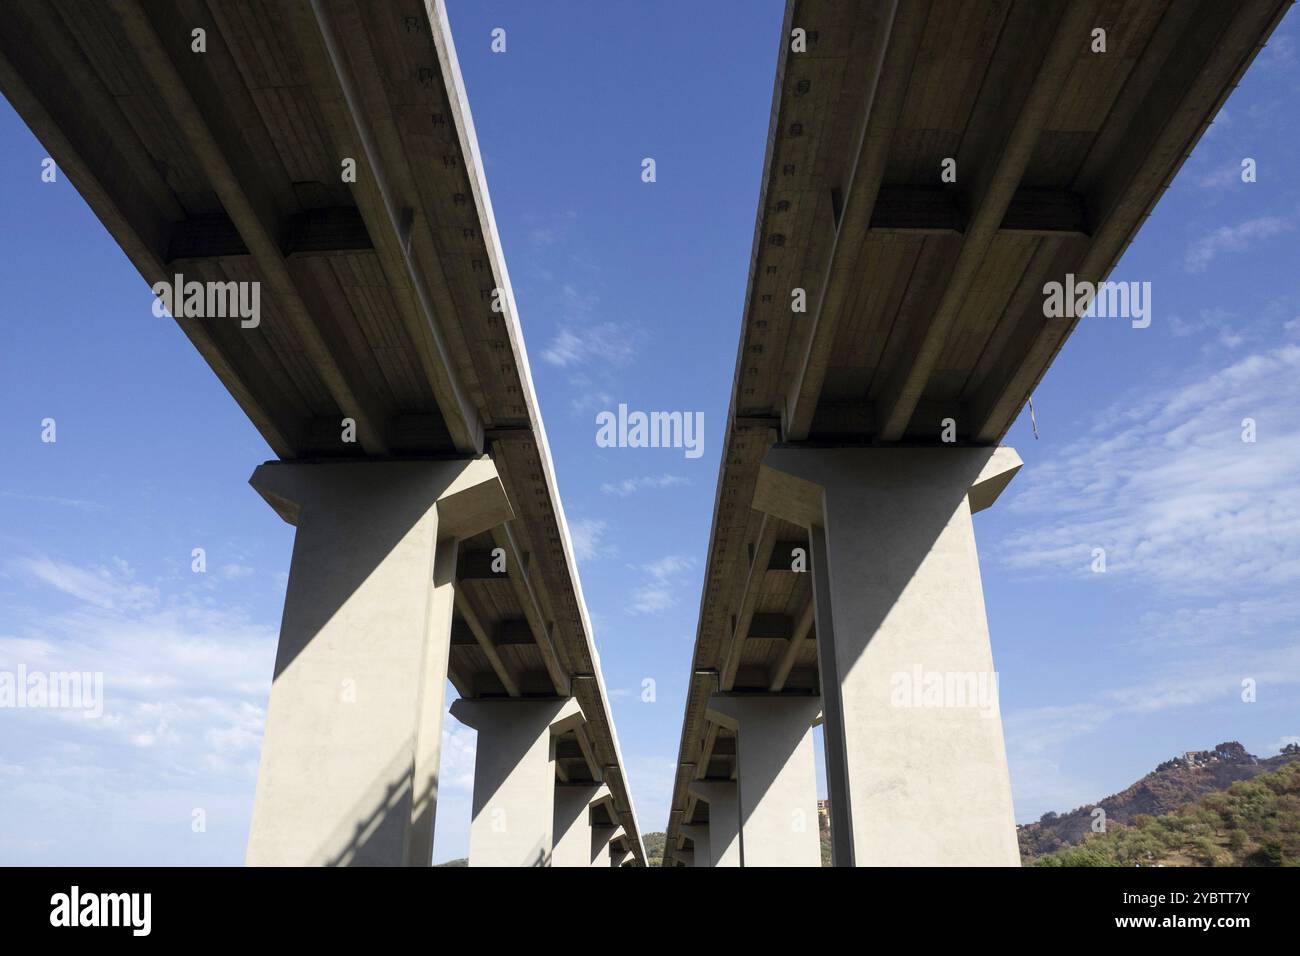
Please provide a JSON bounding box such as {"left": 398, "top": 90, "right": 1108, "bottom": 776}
{"left": 569, "top": 518, "right": 610, "bottom": 562}
{"left": 1183, "top": 215, "right": 1293, "bottom": 272}
{"left": 16, "top": 556, "right": 158, "bottom": 611}
{"left": 542, "top": 322, "right": 638, "bottom": 368}
{"left": 600, "top": 474, "right": 689, "bottom": 497}
{"left": 0, "top": 556, "right": 280, "bottom": 862}
{"left": 1195, "top": 164, "right": 1243, "bottom": 189}
{"left": 629, "top": 555, "right": 695, "bottom": 615}
{"left": 990, "top": 338, "right": 1300, "bottom": 820}
{"left": 998, "top": 343, "right": 1300, "bottom": 593}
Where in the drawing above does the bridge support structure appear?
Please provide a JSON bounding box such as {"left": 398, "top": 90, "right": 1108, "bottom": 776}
{"left": 591, "top": 823, "right": 625, "bottom": 867}
{"left": 753, "top": 445, "right": 1023, "bottom": 866}
{"left": 706, "top": 694, "right": 822, "bottom": 867}
{"left": 552, "top": 783, "right": 606, "bottom": 867}
{"left": 451, "top": 697, "right": 587, "bottom": 867}
{"left": 244, "top": 457, "right": 512, "bottom": 866}
{"left": 687, "top": 780, "right": 741, "bottom": 867}
{"left": 679, "top": 824, "right": 710, "bottom": 868}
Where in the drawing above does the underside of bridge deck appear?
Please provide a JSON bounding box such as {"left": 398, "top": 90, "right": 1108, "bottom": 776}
{"left": 667, "top": 0, "right": 1291, "bottom": 865}
{"left": 0, "top": 0, "right": 645, "bottom": 865}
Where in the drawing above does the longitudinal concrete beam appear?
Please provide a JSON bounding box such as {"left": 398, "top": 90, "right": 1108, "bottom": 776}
{"left": 753, "top": 445, "right": 1021, "bottom": 866}
{"left": 245, "top": 457, "right": 511, "bottom": 866}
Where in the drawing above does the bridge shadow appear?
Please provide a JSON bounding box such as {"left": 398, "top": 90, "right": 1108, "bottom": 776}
{"left": 298, "top": 741, "right": 439, "bottom": 866}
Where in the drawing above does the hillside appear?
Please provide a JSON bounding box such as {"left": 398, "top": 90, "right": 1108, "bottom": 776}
{"left": 644, "top": 830, "right": 666, "bottom": 867}
{"left": 1019, "top": 742, "right": 1299, "bottom": 860}
{"left": 1033, "top": 758, "right": 1300, "bottom": 866}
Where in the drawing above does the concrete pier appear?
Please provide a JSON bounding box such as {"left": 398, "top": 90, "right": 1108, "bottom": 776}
{"left": 754, "top": 446, "right": 1022, "bottom": 866}
{"left": 679, "top": 824, "right": 710, "bottom": 868}
{"left": 706, "top": 694, "right": 822, "bottom": 867}
{"left": 245, "top": 458, "right": 511, "bottom": 866}
{"left": 687, "top": 780, "right": 741, "bottom": 867}
{"left": 590, "top": 823, "right": 625, "bottom": 867}
{"left": 451, "top": 697, "right": 586, "bottom": 867}
{"left": 552, "top": 783, "right": 605, "bottom": 867}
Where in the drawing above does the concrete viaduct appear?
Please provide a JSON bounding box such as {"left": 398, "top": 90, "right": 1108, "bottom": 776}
{"left": 2, "top": 0, "right": 1290, "bottom": 868}
{"left": 664, "top": 0, "right": 1289, "bottom": 866}
{"left": 0, "top": 0, "right": 645, "bottom": 866}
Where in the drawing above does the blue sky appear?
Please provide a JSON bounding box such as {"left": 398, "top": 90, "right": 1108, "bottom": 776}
{"left": 1, "top": 1, "right": 1298, "bottom": 865}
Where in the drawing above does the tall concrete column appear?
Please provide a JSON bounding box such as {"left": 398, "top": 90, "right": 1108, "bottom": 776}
{"left": 609, "top": 842, "right": 631, "bottom": 868}
{"left": 687, "top": 780, "right": 741, "bottom": 866}
{"left": 706, "top": 695, "right": 822, "bottom": 867}
{"left": 552, "top": 783, "right": 605, "bottom": 867}
{"left": 245, "top": 457, "right": 512, "bottom": 866}
{"left": 451, "top": 697, "right": 586, "bottom": 866}
{"left": 590, "top": 823, "right": 624, "bottom": 867}
{"left": 679, "top": 824, "right": 710, "bottom": 868}
{"left": 754, "top": 445, "right": 1022, "bottom": 867}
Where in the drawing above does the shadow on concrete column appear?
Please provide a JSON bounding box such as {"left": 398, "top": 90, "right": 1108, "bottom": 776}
{"left": 687, "top": 780, "right": 741, "bottom": 866}
{"left": 244, "top": 457, "right": 511, "bottom": 867}
{"left": 754, "top": 445, "right": 1022, "bottom": 866}
{"left": 451, "top": 697, "right": 585, "bottom": 867}
{"left": 707, "top": 694, "right": 822, "bottom": 866}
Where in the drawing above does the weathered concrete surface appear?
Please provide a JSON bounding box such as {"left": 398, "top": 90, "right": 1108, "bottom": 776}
{"left": 755, "top": 446, "right": 1022, "bottom": 866}
{"left": 245, "top": 458, "right": 510, "bottom": 866}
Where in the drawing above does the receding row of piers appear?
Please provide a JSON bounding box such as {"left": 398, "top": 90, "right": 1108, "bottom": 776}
{"left": 670, "top": 446, "right": 1024, "bottom": 867}
{"left": 242, "top": 457, "right": 634, "bottom": 867}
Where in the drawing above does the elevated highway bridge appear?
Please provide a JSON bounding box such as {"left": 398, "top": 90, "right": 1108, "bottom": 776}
{"left": 0, "top": 0, "right": 644, "bottom": 867}
{"left": 664, "top": 0, "right": 1291, "bottom": 866}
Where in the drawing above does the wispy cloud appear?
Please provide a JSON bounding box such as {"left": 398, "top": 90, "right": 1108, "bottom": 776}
{"left": 1262, "top": 33, "right": 1295, "bottom": 71}
{"left": 0, "top": 556, "right": 280, "bottom": 862}
{"left": 1195, "top": 163, "right": 1246, "bottom": 189}
{"left": 600, "top": 474, "right": 689, "bottom": 497}
{"left": 998, "top": 343, "right": 1300, "bottom": 592}
{"left": 1183, "top": 215, "right": 1293, "bottom": 272}
{"left": 542, "top": 321, "right": 639, "bottom": 369}
{"left": 629, "top": 555, "right": 695, "bottom": 614}
{"left": 16, "top": 556, "right": 158, "bottom": 612}
{"left": 569, "top": 518, "right": 612, "bottom": 562}
{"left": 990, "top": 328, "right": 1300, "bottom": 820}
{"left": 0, "top": 491, "right": 106, "bottom": 513}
